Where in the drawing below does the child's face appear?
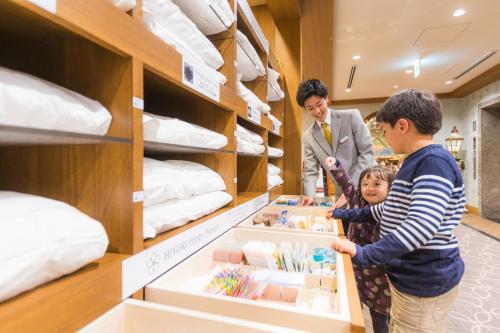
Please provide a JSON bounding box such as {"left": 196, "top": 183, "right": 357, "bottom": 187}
{"left": 360, "top": 174, "right": 389, "bottom": 205}
{"left": 381, "top": 122, "right": 404, "bottom": 154}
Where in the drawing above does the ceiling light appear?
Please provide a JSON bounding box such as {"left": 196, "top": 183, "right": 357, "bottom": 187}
{"left": 345, "top": 88, "right": 351, "bottom": 92}
{"left": 352, "top": 55, "right": 361, "bottom": 60}
{"left": 393, "top": 85, "right": 399, "bottom": 89}
{"left": 405, "top": 69, "right": 413, "bottom": 74}
{"left": 445, "top": 80, "right": 453, "bottom": 85}
{"left": 453, "top": 9, "right": 465, "bottom": 17}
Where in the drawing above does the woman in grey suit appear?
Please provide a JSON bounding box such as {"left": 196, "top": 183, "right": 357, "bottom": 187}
{"left": 296, "top": 79, "right": 374, "bottom": 206}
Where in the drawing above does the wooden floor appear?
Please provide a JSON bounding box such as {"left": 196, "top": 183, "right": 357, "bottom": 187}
{"left": 461, "top": 212, "right": 500, "bottom": 240}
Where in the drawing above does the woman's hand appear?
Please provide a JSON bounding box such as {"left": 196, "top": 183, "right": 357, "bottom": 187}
{"left": 332, "top": 238, "right": 357, "bottom": 257}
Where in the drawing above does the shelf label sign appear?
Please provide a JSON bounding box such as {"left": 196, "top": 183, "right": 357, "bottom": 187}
{"left": 122, "top": 193, "right": 269, "bottom": 299}
{"left": 27, "top": 0, "right": 56, "bottom": 13}
{"left": 182, "top": 56, "right": 220, "bottom": 103}
{"left": 272, "top": 121, "right": 281, "bottom": 135}
{"left": 132, "top": 191, "right": 144, "bottom": 203}
{"left": 132, "top": 97, "right": 144, "bottom": 110}
{"left": 247, "top": 105, "right": 261, "bottom": 125}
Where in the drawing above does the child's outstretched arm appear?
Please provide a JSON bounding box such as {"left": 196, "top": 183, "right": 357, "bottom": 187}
{"left": 325, "top": 157, "right": 360, "bottom": 207}
{"left": 331, "top": 205, "right": 378, "bottom": 223}
{"left": 337, "top": 155, "right": 462, "bottom": 267}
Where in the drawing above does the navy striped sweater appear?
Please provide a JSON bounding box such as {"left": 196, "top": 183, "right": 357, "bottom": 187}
{"left": 335, "top": 144, "right": 465, "bottom": 297}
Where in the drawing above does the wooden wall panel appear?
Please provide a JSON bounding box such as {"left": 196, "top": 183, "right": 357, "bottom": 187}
{"left": 274, "top": 20, "right": 302, "bottom": 194}
{"left": 300, "top": 0, "right": 334, "bottom": 91}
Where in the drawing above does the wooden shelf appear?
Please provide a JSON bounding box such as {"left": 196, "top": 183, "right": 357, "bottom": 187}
{"left": 144, "top": 141, "right": 234, "bottom": 155}
{"left": 268, "top": 184, "right": 284, "bottom": 201}
{"left": 236, "top": 1, "right": 269, "bottom": 55}
{"left": 2, "top": 0, "right": 246, "bottom": 115}
{"left": 237, "top": 151, "right": 265, "bottom": 157}
{"left": 268, "top": 130, "right": 283, "bottom": 139}
{"left": 237, "top": 191, "right": 266, "bottom": 205}
{"left": 0, "top": 125, "right": 131, "bottom": 146}
{"left": 0, "top": 253, "right": 127, "bottom": 333}
{"left": 144, "top": 206, "right": 232, "bottom": 249}
{"left": 268, "top": 155, "right": 284, "bottom": 159}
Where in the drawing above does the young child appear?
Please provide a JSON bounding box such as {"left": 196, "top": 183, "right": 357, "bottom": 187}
{"left": 325, "top": 157, "right": 394, "bottom": 333}
{"left": 332, "top": 89, "right": 465, "bottom": 333}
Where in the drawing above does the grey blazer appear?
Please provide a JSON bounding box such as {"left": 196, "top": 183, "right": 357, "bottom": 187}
{"left": 303, "top": 108, "right": 374, "bottom": 198}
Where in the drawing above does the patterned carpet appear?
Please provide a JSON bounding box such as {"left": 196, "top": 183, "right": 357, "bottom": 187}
{"left": 362, "top": 223, "right": 500, "bottom": 333}
{"left": 447, "top": 224, "right": 500, "bottom": 333}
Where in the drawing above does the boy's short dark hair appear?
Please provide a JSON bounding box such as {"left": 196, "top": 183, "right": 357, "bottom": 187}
{"left": 296, "top": 79, "right": 329, "bottom": 107}
{"left": 376, "top": 89, "right": 442, "bottom": 135}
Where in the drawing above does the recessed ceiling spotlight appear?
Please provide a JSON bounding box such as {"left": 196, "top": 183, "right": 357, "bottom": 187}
{"left": 393, "top": 85, "right": 399, "bottom": 89}
{"left": 345, "top": 88, "right": 351, "bottom": 92}
{"left": 352, "top": 55, "right": 361, "bottom": 60}
{"left": 405, "top": 69, "right": 413, "bottom": 74}
{"left": 445, "top": 80, "right": 453, "bottom": 85}
{"left": 453, "top": 9, "right": 466, "bottom": 17}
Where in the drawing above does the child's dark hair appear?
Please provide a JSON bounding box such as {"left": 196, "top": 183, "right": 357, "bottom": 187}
{"left": 296, "top": 79, "right": 329, "bottom": 107}
{"left": 376, "top": 89, "right": 442, "bottom": 135}
{"left": 358, "top": 165, "right": 395, "bottom": 190}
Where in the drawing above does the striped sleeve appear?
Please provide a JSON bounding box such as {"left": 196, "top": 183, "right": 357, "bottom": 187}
{"left": 353, "top": 156, "right": 456, "bottom": 266}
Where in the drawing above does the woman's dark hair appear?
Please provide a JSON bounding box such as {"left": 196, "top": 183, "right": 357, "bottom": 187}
{"left": 358, "top": 165, "right": 395, "bottom": 191}
{"left": 296, "top": 79, "right": 329, "bottom": 107}
{"left": 376, "top": 89, "right": 442, "bottom": 135}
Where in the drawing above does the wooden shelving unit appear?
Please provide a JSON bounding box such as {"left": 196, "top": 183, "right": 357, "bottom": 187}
{"left": 0, "top": 1, "right": 294, "bottom": 331}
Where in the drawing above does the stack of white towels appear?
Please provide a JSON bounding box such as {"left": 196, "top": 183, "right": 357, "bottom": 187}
{"left": 143, "top": 158, "right": 232, "bottom": 239}
{"left": 236, "top": 124, "right": 265, "bottom": 155}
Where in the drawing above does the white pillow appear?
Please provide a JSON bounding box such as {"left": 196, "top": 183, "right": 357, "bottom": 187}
{"left": 143, "top": 158, "right": 226, "bottom": 207}
{"left": 267, "top": 175, "right": 284, "bottom": 189}
{"left": 0, "top": 191, "right": 108, "bottom": 302}
{"left": 112, "top": 0, "right": 136, "bottom": 11}
{"left": 144, "top": 191, "right": 233, "bottom": 238}
{"left": 0, "top": 66, "right": 112, "bottom": 135}
{"left": 236, "top": 81, "right": 271, "bottom": 115}
{"left": 236, "top": 30, "right": 265, "bottom": 81}
{"left": 143, "top": 0, "right": 224, "bottom": 70}
{"left": 237, "top": 137, "right": 265, "bottom": 155}
{"left": 142, "top": 9, "right": 226, "bottom": 84}
{"left": 267, "top": 114, "right": 282, "bottom": 126}
{"left": 143, "top": 113, "right": 228, "bottom": 149}
{"left": 172, "top": 0, "right": 234, "bottom": 35}
{"left": 268, "top": 146, "right": 284, "bottom": 157}
{"left": 236, "top": 124, "right": 263, "bottom": 144}
{"left": 267, "top": 68, "right": 285, "bottom": 101}
{"left": 268, "top": 163, "right": 281, "bottom": 176}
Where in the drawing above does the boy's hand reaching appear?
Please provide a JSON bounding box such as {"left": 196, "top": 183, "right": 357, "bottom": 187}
{"left": 325, "top": 157, "right": 336, "bottom": 169}
{"left": 332, "top": 239, "right": 357, "bottom": 257}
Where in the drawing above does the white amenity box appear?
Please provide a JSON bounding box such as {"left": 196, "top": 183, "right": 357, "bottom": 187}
{"left": 145, "top": 228, "right": 363, "bottom": 333}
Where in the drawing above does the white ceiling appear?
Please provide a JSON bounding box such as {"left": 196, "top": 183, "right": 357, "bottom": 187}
{"left": 333, "top": 0, "right": 500, "bottom": 100}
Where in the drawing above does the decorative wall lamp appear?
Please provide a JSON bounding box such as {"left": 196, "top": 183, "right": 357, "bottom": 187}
{"left": 445, "top": 126, "right": 465, "bottom": 171}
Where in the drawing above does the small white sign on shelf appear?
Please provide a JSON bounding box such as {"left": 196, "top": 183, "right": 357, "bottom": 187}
{"left": 182, "top": 56, "right": 220, "bottom": 103}
{"left": 133, "top": 191, "right": 144, "bottom": 203}
{"left": 27, "top": 0, "right": 56, "bottom": 13}
{"left": 122, "top": 193, "right": 269, "bottom": 299}
{"left": 247, "top": 105, "right": 261, "bottom": 125}
{"left": 132, "top": 97, "right": 144, "bottom": 110}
